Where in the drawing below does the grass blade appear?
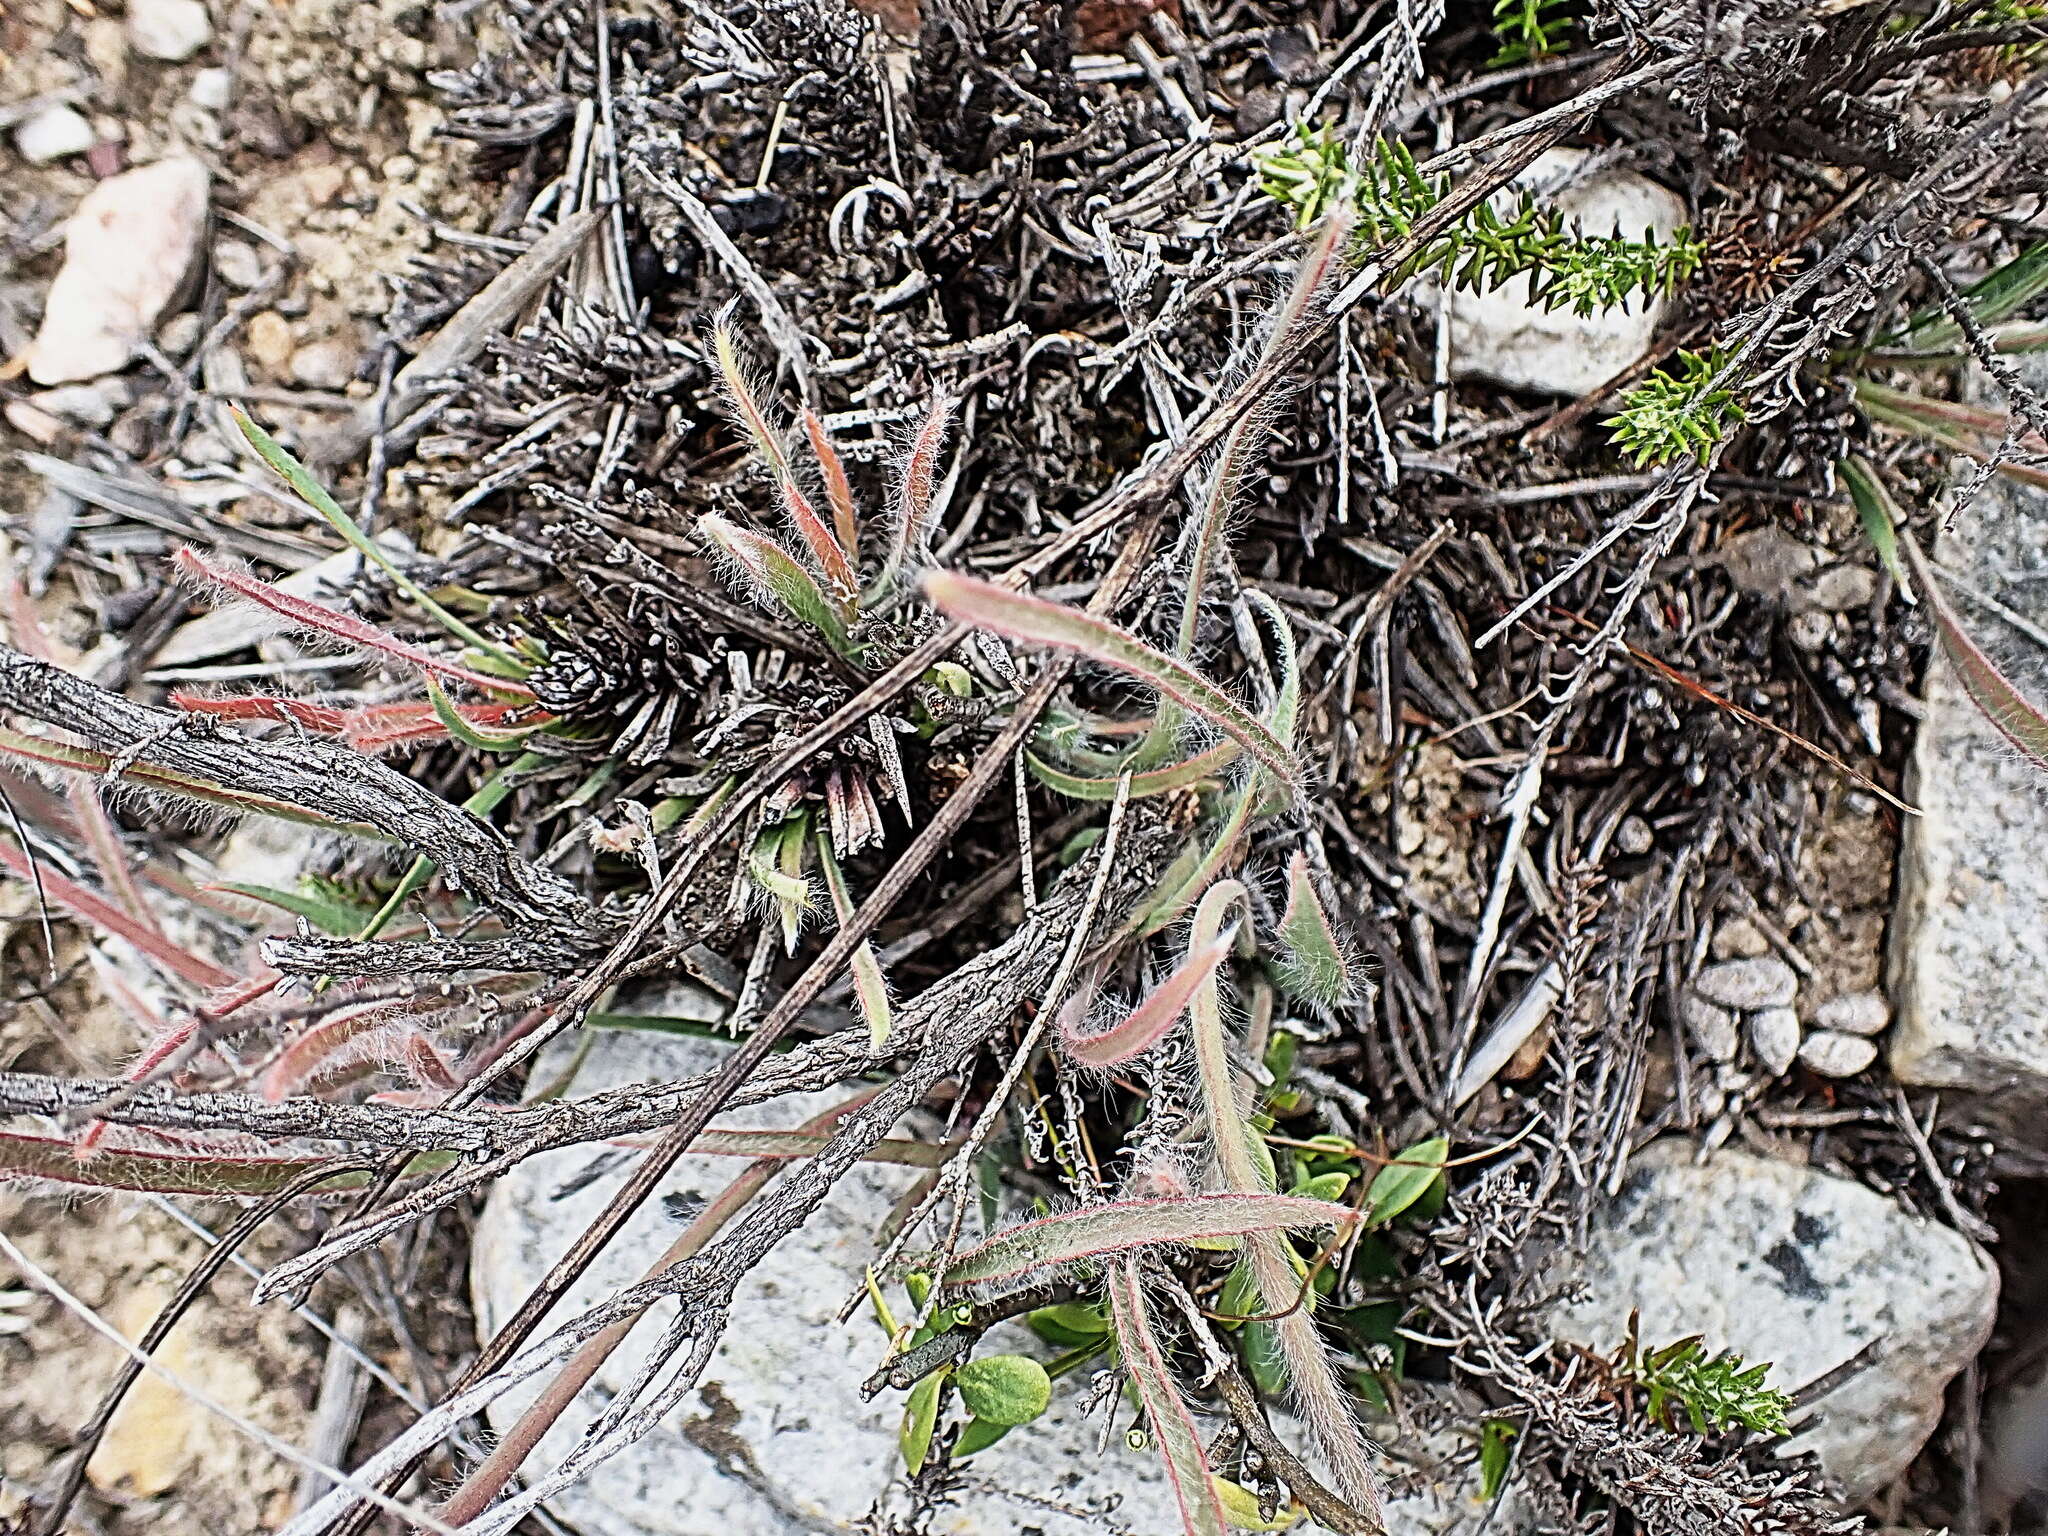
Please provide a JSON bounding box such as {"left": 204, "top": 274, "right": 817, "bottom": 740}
{"left": 230, "top": 409, "right": 520, "bottom": 665}
{"left": 925, "top": 571, "right": 1301, "bottom": 795}
{"left": 818, "top": 838, "right": 893, "bottom": 1050}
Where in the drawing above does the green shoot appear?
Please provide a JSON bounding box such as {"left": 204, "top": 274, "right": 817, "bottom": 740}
{"left": 230, "top": 408, "right": 522, "bottom": 668}
{"left": 1605, "top": 350, "right": 1745, "bottom": 467}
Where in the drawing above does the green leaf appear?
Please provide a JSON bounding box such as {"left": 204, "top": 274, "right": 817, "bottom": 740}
{"left": 1479, "top": 1420, "right": 1519, "bottom": 1500}
{"left": 953, "top": 1417, "right": 1013, "bottom": 1458}
{"left": 900, "top": 1367, "right": 948, "bottom": 1474}
{"left": 1212, "top": 1475, "right": 1305, "bottom": 1532}
{"left": 214, "top": 880, "right": 376, "bottom": 936}
{"left": 955, "top": 1355, "right": 1052, "bottom": 1426}
{"left": 1362, "top": 1135, "right": 1450, "bottom": 1227}
{"left": 924, "top": 571, "right": 1302, "bottom": 796}
{"left": 818, "top": 839, "right": 893, "bottom": 1050}
{"left": 1028, "top": 1302, "right": 1111, "bottom": 1347}
{"left": 424, "top": 677, "right": 547, "bottom": 751}
{"left": 1025, "top": 739, "right": 1239, "bottom": 801}
{"left": 1837, "top": 455, "right": 1913, "bottom": 598}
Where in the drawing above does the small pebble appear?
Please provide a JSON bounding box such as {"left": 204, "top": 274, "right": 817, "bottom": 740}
{"left": 245, "top": 310, "right": 293, "bottom": 372}
{"left": 4, "top": 400, "right": 65, "bottom": 445}
{"left": 1812, "top": 990, "right": 1890, "bottom": 1037}
{"left": 1682, "top": 996, "right": 1740, "bottom": 1063}
{"left": 189, "top": 67, "right": 234, "bottom": 111}
{"left": 1748, "top": 1005, "right": 1802, "bottom": 1077}
{"left": 1615, "top": 815, "right": 1653, "bottom": 856}
{"left": 212, "top": 239, "right": 261, "bottom": 290}
{"left": 158, "top": 311, "right": 202, "bottom": 356}
{"left": 32, "top": 385, "right": 116, "bottom": 428}
{"left": 127, "top": 0, "right": 214, "bottom": 61}
{"left": 288, "top": 340, "right": 354, "bottom": 391}
{"left": 1800, "top": 1030, "right": 1878, "bottom": 1078}
{"left": 15, "top": 104, "right": 95, "bottom": 165}
{"left": 1710, "top": 918, "right": 1771, "bottom": 960}
{"left": 1693, "top": 955, "right": 1798, "bottom": 1010}
{"left": 1786, "top": 610, "right": 1832, "bottom": 652}
{"left": 1802, "top": 564, "right": 1879, "bottom": 614}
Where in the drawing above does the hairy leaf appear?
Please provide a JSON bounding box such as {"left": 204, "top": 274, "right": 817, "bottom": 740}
{"left": 942, "top": 1194, "right": 1354, "bottom": 1289}
{"left": 0, "top": 838, "right": 233, "bottom": 991}
{"left": 701, "top": 514, "right": 853, "bottom": 655}
{"left": 924, "top": 571, "right": 1301, "bottom": 794}
{"left": 0, "top": 1130, "right": 366, "bottom": 1198}
{"left": 1061, "top": 928, "right": 1236, "bottom": 1068}
{"left": 1898, "top": 526, "right": 2048, "bottom": 772}
{"left": 804, "top": 409, "right": 860, "bottom": 559}
{"left": 173, "top": 548, "right": 529, "bottom": 697}
{"left": 1272, "top": 851, "right": 1353, "bottom": 1005}
{"left": 1108, "top": 1260, "right": 1228, "bottom": 1536}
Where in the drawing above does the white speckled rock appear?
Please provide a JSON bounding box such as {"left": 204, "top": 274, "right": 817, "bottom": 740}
{"left": 1682, "top": 996, "right": 1740, "bottom": 1062}
{"left": 1890, "top": 354, "right": 2048, "bottom": 1127}
{"left": 27, "top": 158, "right": 210, "bottom": 385}
{"left": 1811, "top": 992, "right": 1889, "bottom": 1038}
{"left": 1549, "top": 1142, "right": 1996, "bottom": 1499}
{"left": 14, "top": 104, "right": 94, "bottom": 164}
{"left": 1801, "top": 1031, "right": 1878, "bottom": 1079}
{"left": 127, "top": 0, "right": 213, "bottom": 60}
{"left": 1692, "top": 956, "right": 1798, "bottom": 1010}
{"left": 1693, "top": 956, "right": 1798, "bottom": 1011}
{"left": 473, "top": 1027, "right": 1503, "bottom": 1536}
{"left": 1443, "top": 148, "right": 1687, "bottom": 397}
{"left": 1748, "top": 1006, "right": 1802, "bottom": 1077}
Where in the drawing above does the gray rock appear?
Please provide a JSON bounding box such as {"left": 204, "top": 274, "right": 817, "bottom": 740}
{"left": 1811, "top": 991, "right": 1889, "bottom": 1037}
{"left": 1693, "top": 956, "right": 1798, "bottom": 1010}
{"left": 26, "top": 157, "right": 210, "bottom": 385}
{"left": 1549, "top": 1141, "right": 1996, "bottom": 1499}
{"left": 127, "top": 0, "right": 213, "bottom": 61}
{"left": 1890, "top": 353, "right": 2048, "bottom": 1119}
{"left": 1748, "top": 1006, "right": 1802, "bottom": 1077}
{"left": 1801, "top": 1031, "right": 1879, "bottom": 1079}
{"left": 14, "top": 104, "right": 94, "bottom": 164}
{"left": 472, "top": 1027, "right": 1475, "bottom": 1536}
{"left": 1443, "top": 148, "right": 1687, "bottom": 398}
{"left": 28, "top": 385, "right": 115, "bottom": 429}
{"left": 1682, "top": 996, "right": 1740, "bottom": 1062}
{"left": 1718, "top": 525, "right": 1822, "bottom": 603}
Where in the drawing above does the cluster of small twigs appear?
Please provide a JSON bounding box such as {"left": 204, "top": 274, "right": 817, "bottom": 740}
{"left": 4, "top": 0, "right": 2048, "bottom": 1532}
